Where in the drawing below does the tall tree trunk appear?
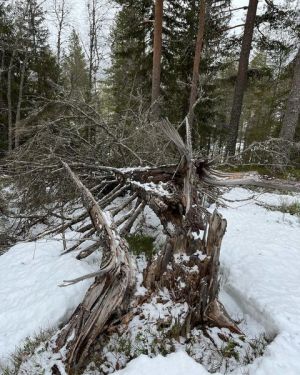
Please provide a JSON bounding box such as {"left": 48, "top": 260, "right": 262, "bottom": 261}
{"left": 227, "top": 0, "right": 258, "bottom": 155}
{"left": 151, "top": 0, "right": 163, "bottom": 120}
{"left": 14, "top": 53, "right": 28, "bottom": 148}
{"left": 87, "top": 0, "right": 98, "bottom": 142}
{"left": 7, "top": 51, "right": 16, "bottom": 153}
{"left": 88, "top": 0, "right": 96, "bottom": 98}
{"left": 280, "top": 47, "right": 300, "bottom": 142}
{"left": 187, "top": 0, "right": 206, "bottom": 130}
{"left": 55, "top": 0, "right": 67, "bottom": 67}
{"left": 0, "top": 49, "right": 5, "bottom": 154}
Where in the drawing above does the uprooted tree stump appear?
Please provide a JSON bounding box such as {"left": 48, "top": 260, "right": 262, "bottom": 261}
{"left": 49, "top": 121, "right": 300, "bottom": 374}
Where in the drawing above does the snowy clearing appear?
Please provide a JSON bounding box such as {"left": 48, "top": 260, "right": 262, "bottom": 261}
{"left": 0, "top": 188, "right": 300, "bottom": 374}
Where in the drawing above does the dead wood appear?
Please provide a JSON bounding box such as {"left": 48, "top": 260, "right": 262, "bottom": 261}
{"left": 55, "top": 162, "right": 135, "bottom": 374}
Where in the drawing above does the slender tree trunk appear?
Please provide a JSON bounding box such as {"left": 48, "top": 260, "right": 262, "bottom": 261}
{"left": 15, "top": 53, "right": 28, "bottom": 148}
{"left": 280, "top": 47, "right": 300, "bottom": 142}
{"left": 0, "top": 50, "right": 5, "bottom": 155}
{"left": 53, "top": 0, "right": 68, "bottom": 68}
{"left": 187, "top": 0, "right": 206, "bottom": 129}
{"left": 7, "top": 51, "right": 16, "bottom": 153}
{"left": 87, "top": 0, "right": 98, "bottom": 142}
{"left": 88, "top": 1, "right": 96, "bottom": 98}
{"left": 57, "top": 19, "right": 63, "bottom": 67}
{"left": 0, "top": 50, "right": 4, "bottom": 111}
{"left": 227, "top": 0, "right": 258, "bottom": 155}
{"left": 151, "top": 0, "right": 163, "bottom": 120}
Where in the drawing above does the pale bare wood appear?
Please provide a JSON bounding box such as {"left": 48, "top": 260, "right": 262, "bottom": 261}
{"left": 202, "top": 168, "right": 300, "bottom": 192}
{"left": 110, "top": 192, "right": 138, "bottom": 216}
{"left": 120, "top": 201, "right": 146, "bottom": 236}
{"left": 76, "top": 242, "right": 100, "bottom": 260}
{"left": 61, "top": 228, "right": 96, "bottom": 255}
{"left": 56, "top": 162, "right": 135, "bottom": 373}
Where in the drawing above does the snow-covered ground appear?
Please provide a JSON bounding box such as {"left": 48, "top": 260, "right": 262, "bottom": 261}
{"left": 218, "top": 188, "right": 300, "bottom": 374}
{"left": 0, "top": 233, "right": 99, "bottom": 365}
{"left": 114, "top": 351, "right": 217, "bottom": 375}
{"left": 0, "top": 188, "right": 299, "bottom": 374}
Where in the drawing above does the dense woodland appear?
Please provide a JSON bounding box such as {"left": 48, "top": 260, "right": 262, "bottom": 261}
{"left": 0, "top": 0, "right": 299, "bottom": 164}
{"left": 0, "top": 0, "right": 300, "bottom": 374}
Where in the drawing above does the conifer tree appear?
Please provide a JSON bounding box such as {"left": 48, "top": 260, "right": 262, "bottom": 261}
{"left": 108, "top": 0, "right": 234, "bottom": 146}
{"left": 0, "top": 0, "right": 59, "bottom": 151}
{"left": 227, "top": 0, "right": 258, "bottom": 155}
{"left": 106, "top": 0, "right": 152, "bottom": 116}
{"left": 62, "top": 29, "right": 89, "bottom": 99}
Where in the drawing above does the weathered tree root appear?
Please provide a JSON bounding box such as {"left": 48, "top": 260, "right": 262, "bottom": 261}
{"left": 53, "top": 160, "right": 240, "bottom": 375}
{"left": 54, "top": 162, "right": 135, "bottom": 374}
{"left": 143, "top": 210, "right": 241, "bottom": 335}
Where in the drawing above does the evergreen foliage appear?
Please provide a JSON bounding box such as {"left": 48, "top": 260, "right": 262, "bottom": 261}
{"left": 0, "top": 0, "right": 59, "bottom": 152}
{"left": 0, "top": 0, "right": 299, "bottom": 164}
{"left": 62, "top": 29, "right": 89, "bottom": 99}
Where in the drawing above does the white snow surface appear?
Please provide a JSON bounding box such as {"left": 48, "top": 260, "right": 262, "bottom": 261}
{"left": 0, "top": 234, "right": 99, "bottom": 364}
{"left": 0, "top": 188, "right": 300, "bottom": 374}
{"left": 218, "top": 188, "right": 300, "bottom": 375}
{"left": 113, "top": 351, "right": 220, "bottom": 375}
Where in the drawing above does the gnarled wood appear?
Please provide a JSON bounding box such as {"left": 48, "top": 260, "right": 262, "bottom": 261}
{"left": 55, "top": 162, "right": 135, "bottom": 374}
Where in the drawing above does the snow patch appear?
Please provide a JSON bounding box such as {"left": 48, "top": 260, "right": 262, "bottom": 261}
{"left": 113, "top": 351, "right": 220, "bottom": 375}
{"left": 0, "top": 235, "right": 98, "bottom": 364}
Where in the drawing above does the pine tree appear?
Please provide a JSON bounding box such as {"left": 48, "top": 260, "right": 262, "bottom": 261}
{"left": 151, "top": 0, "right": 163, "bottom": 120}
{"left": 280, "top": 47, "right": 300, "bottom": 142}
{"left": 62, "top": 29, "right": 89, "bottom": 99}
{"left": 0, "top": 2, "right": 13, "bottom": 152}
{"left": 106, "top": 0, "right": 152, "bottom": 117}
{"left": 227, "top": 0, "right": 258, "bottom": 155}
{"left": 107, "top": 0, "right": 234, "bottom": 149}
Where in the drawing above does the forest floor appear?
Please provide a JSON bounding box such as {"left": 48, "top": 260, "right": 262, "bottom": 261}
{"left": 0, "top": 188, "right": 300, "bottom": 375}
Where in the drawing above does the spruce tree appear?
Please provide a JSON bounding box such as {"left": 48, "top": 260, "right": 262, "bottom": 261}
{"left": 107, "top": 0, "right": 235, "bottom": 150}
{"left": 106, "top": 0, "right": 153, "bottom": 117}
{"left": 62, "top": 29, "right": 89, "bottom": 100}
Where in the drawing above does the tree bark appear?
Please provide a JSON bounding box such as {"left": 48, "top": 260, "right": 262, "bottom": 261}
{"left": 7, "top": 50, "right": 16, "bottom": 153}
{"left": 54, "top": 0, "right": 68, "bottom": 67}
{"left": 14, "top": 52, "right": 28, "bottom": 148}
{"left": 88, "top": 0, "right": 96, "bottom": 97}
{"left": 86, "top": 0, "right": 98, "bottom": 142}
{"left": 227, "top": 0, "right": 258, "bottom": 155}
{"left": 280, "top": 47, "right": 300, "bottom": 142}
{"left": 0, "top": 49, "right": 6, "bottom": 154}
{"left": 187, "top": 0, "right": 206, "bottom": 129}
{"left": 151, "top": 0, "right": 163, "bottom": 120}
